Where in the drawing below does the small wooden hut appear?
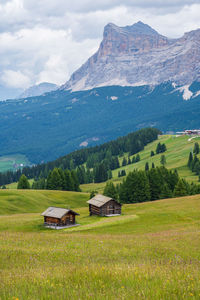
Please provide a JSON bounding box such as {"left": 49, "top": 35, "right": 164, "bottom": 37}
{"left": 41, "top": 207, "right": 79, "bottom": 227}
{"left": 87, "top": 194, "right": 121, "bottom": 216}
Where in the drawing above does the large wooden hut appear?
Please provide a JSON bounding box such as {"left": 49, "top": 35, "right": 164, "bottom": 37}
{"left": 87, "top": 194, "right": 121, "bottom": 216}
{"left": 41, "top": 207, "right": 79, "bottom": 227}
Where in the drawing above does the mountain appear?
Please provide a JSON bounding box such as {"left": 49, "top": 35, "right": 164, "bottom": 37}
{"left": 61, "top": 21, "right": 200, "bottom": 91}
{"left": 1, "top": 82, "right": 200, "bottom": 164}
{"left": 19, "top": 82, "right": 58, "bottom": 98}
{"left": 1, "top": 22, "right": 200, "bottom": 165}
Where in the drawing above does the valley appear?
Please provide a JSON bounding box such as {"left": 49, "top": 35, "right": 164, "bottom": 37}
{"left": 1, "top": 14, "right": 200, "bottom": 299}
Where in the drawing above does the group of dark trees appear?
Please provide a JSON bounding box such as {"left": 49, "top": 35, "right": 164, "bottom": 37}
{"left": 118, "top": 170, "right": 126, "bottom": 177}
{"left": 188, "top": 143, "right": 200, "bottom": 177}
{"left": 103, "top": 166, "right": 200, "bottom": 204}
{"left": 30, "top": 168, "right": 80, "bottom": 191}
{"left": 0, "top": 128, "right": 160, "bottom": 187}
{"left": 156, "top": 142, "right": 167, "bottom": 154}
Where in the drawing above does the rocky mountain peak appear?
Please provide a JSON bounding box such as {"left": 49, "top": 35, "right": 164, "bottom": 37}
{"left": 100, "top": 21, "right": 168, "bottom": 57}
{"left": 61, "top": 22, "right": 200, "bottom": 92}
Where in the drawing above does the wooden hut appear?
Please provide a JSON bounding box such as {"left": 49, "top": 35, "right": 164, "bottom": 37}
{"left": 41, "top": 207, "right": 79, "bottom": 227}
{"left": 87, "top": 194, "right": 121, "bottom": 216}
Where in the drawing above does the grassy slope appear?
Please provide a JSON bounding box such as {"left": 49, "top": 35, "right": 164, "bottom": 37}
{"left": 0, "top": 190, "right": 200, "bottom": 299}
{"left": 5, "top": 134, "right": 198, "bottom": 192}
{"left": 0, "top": 190, "right": 89, "bottom": 215}
{"left": 81, "top": 134, "right": 199, "bottom": 193}
{"left": 0, "top": 154, "right": 29, "bottom": 172}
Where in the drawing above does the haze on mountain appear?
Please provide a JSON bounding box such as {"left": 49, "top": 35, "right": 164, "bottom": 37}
{"left": 19, "top": 82, "right": 58, "bottom": 99}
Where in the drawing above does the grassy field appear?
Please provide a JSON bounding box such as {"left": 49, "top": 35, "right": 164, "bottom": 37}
{"left": 0, "top": 189, "right": 200, "bottom": 299}
{"left": 81, "top": 134, "right": 200, "bottom": 193}
{"left": 0, "top": 154, "right": 30, "bottom": 173}
{"left": 0, "top": 190, "right": 89, "bottom": 215}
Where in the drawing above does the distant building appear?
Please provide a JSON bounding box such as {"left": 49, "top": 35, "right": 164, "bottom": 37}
{"left": 41, "top": 207, "right": 79, "bottom": 228}
{"left": 87, "top": 194, "right": 121, "bottom": 217}
{"left": 177, "top": 129, "right": 200, "bottom": 135}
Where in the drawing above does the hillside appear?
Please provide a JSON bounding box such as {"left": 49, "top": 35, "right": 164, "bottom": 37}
{"left": 0, "top": 190, "right": 89, "bottom": 215}
{"left": 0, "top": 189, "right": 199, "bottom": 299}
{"left": 81, "top": 134, "right": 200, "bottom": 193}
{"left": 1, "top": 82, "right": 200, "bottom": 164}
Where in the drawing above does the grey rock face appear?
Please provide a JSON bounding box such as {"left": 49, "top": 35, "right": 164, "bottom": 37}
{"left": 61, "top": 21, "right": 200, "bottom": 91}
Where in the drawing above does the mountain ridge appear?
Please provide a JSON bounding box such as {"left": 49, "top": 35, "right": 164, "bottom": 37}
{"left": 19, "top": 82, "right": 58, "bottom": 99}
{"left": 61, "top": 21, "right": 200, "bottom": 92}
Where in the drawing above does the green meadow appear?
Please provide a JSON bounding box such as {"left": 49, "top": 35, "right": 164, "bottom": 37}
{"left": 81, "top": 134, "right": 200, "bottom": 193}
{"left": 0, "top": 189, "right": 200, "bottom": 299}
{"left": 0, "top": 154, "right": 29, "bottom": 173}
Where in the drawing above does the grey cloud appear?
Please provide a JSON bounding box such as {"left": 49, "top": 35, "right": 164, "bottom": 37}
{"left": 24, "top": 0, "right": 200, "bottom": 14}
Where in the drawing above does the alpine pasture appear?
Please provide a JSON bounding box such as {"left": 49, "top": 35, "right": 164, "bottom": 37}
{"left": 0, "top": 189, "right": 200, "bottom": 299}
{"left": 81, "top": 134, "right": 200, "bottom": 193}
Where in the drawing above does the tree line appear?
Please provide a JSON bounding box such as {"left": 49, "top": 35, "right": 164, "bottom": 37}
{"left": 0, "top": 128, "right": 160, "bottom": 186}
{"left": 103, "top": 166, "right": 200, "bottom": 203}
{"left": 17, "top": 168, "right": 81, "bottom": 191}
{"left": 187, "top": 142, "right": 200, "bottom": 178}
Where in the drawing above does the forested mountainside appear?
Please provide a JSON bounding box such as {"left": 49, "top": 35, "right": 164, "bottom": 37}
{"left": 1, "top": 82, "right": 200, "bottom": 164}
{"left": 0, "top": 128, "right": 160, "bottom": 186}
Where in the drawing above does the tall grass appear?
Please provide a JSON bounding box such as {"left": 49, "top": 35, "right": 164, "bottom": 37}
{"left": 0, "top": 193, "right": 200, "bottom": 299}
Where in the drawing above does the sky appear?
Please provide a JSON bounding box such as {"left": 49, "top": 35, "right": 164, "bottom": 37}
{"left": 0, "top": 0, "right": 200, "bottom": 99}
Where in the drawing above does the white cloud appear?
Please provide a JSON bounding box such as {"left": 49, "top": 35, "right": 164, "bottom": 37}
{"left": 0, "top": 26, "right": 100, "bottom": 87}
{"left": 1, "top": 70, "right": 31, "bottom": 88}
{"left": 0, "top": 0, "right": 200, "bottom": 99}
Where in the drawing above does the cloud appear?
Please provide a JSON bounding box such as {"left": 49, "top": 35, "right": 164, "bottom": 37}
{"left": 1, "top": 70, "right": 31, "bottom": 88}
{"left": 0, "top": 0, "right": 200, "bottom": 99}
{"left": 0, "top": 26, "right": 100, "bottom": 87}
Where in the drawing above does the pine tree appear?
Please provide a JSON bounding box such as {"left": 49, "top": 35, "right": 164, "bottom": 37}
{"left": 148, "top": 168, "right": 163, "bottom": 200}
{"left": 132, "top": 156, "right": 136, "bottom": 164}
{"left": 64, "top": 169, "right": 74, "bottom": 191}
{"left": 90, "top": 190, "right": 96, "bottom": 199}
{"left": 156, "top": 142, "right": 161, "bottom": 154}
{"left": 121, "top": 170, "right": 126, "bottom": 176}
{"left": 135, "top": 154, "right": 140, "bottom": 162}
{"left": 152, "top": 162, "right": 155, "bottom": 169}
{"left": 193, "top": 142, "right": 200, "bottom": 154}
{"left": 192, "top": 155, "right": 199, "bottom": 172}
{"left": 161, "top": 143, "right": 167, "bottom": 153}
{"left": 49, "top": 168, "right": 63, "bottom": 190}
{"left": 193, "top": 160, "right": 200, "bottom": 175}
{"left": 71, "top": 170, "right": 80, "bottom": 191}
{"left": 187, "top": 152, "right": 193, "bottom": 168}
{"left": 128, "top": 157, "right": 131, "bottom": 165}
{"left": 108, "top": 169, "right": 112, "bottom": 179}
{"left": 150, "top": 151, "right": 155, "bottom": 157}
{"left": 122, "top": 157, "right": 127, "bottom": 166}
{"left": 160, "top": 155, "right": 166, "bottom": 166}
{"left": 17, "top": 174, "right": 30, "bottom": 189}
{"left": 174, "top": 179, "right": 188, "bottom": 197}
{"left": 160, "top": 183, "right": 172, "bottom": 199}
{"left": 103, "top": 181, "right": 118, "bottom": 199}
{"left": 145, "top": 162, "right": 149, "bottom": 171}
